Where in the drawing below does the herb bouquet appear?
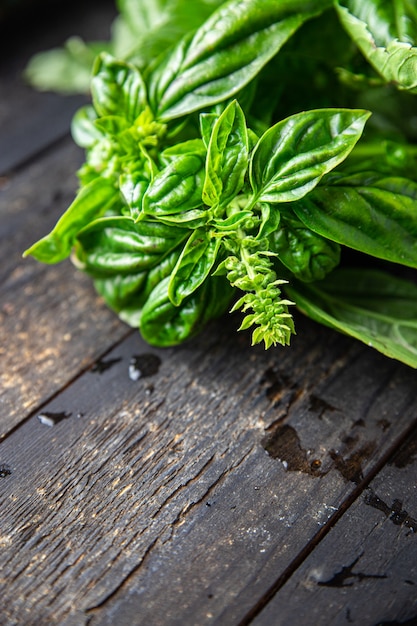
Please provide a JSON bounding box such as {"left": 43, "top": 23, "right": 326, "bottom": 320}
{"left": 24, "top": 0, "right": 417, "bottom": 367}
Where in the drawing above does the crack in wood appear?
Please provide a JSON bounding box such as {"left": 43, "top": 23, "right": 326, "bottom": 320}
{"left": 84, "top": 536, "right": 159, "bottom": 617}
{"left": 0, "top": 328, "right": 134, "bottom": 443}
{"left": 237, "top": 417, "right": 417, "bottom": 626}
{"left": 150, "top": 454, "right": 216, "bottom": 520}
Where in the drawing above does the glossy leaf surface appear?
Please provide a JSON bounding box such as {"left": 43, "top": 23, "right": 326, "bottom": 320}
{"left": 249, "top": 108, "right": 370, "bottom": 203}
{"left": 24, "top": 179, "right": 118, "bottom": 264}
{"left": 149, "top": 0, "right": 332, "bottom": 120}
{"left": 91, "top": 54, "right": 147, "bottom": 122}
{"left": 202, "top": 100, "right": 249, "bottom": 208}
{"left": 292, "top": 171, "right": 417, "bottom": 268}
{"left": 168, "top": 229, "right": 222, "bottom": 305}
{"left": 287, "top": 268, "right": 417, "bottom": 368}
{"left": 140, "top": 275, "right": 233, "bottom": 346}
{"left": 75, "top": 216, "right": 188, "bottom": 276}
{"left": 142, "top": 149, "right": 206, "bottom": 216}
{"left": 336, "top": 0, "right": 417, "bottom": 92}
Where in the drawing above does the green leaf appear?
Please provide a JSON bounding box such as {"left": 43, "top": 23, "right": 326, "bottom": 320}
{"left": 74, "top": 216, "right": 188, "bottom": 276}
{"left": 168, "top": 229, "right": 222, "bottom": 305}
{"left": 93, "top": 115, "right": 130, "bottom": 137}
{"left": 142, "top": 149, "right": 206, "bottom": 217}
{"left": 94, "top": 248, "right": 181, "bottom": 327}
{"left": 286, "top": 268, "right": 417, "bottom": 368}
{"left": 161, "top": 138, "right": 206, "bottom": 161}
{"left": 151, "top": 208, "right": 211, "bottom": 229}
{"left": 200, "top": 113, "right": 218, "bottom": 147}
{"left": 24, "top": 37, "right": 110, "bottom": 94}
{"left": 214, "top": 211, "right": 254, "bottom": 232}
{"left": 91, "top": 54, "right": 147, "bottom": 123}
{"left": 149, "top": 0, "right": 332, "bottom": 120}
{"left": 140, "top": 275, "right": 233, "bottom": 346}
{"left": 23, "top": 179, "right": 118, "bottom": 264}
{"left": 256, "top": 203, "right": 280, "bottom": 240}
{"left": 202, "top": 100, "right": 249, "bottom": 208}
{"left": 269, "top": 214, "right": 340, "bottom": 282}
{"left": 71, "top": 105, "right": 102, "bottom": 148}
{"left": 336, "top": 0, "right": 417, "bottom": 92}
{"left": 292, "top": 170, "right": 417, "bottom": 268}
{"left": 249, "top": 108, "right": 371, "bottom": 203}
{"left": 114, "top": 0, "right": 224, "bottom": 65}
{"left": 119, "top": 169, "right": 150, "bottom": 220}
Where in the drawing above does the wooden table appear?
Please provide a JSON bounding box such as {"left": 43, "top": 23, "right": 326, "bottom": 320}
{"left": 1, "top": 4, "right": 417, "bottom": 625}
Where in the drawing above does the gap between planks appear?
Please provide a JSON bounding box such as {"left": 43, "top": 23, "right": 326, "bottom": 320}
{"left": 236, "top": 416, "right": 417, "bottom": 626}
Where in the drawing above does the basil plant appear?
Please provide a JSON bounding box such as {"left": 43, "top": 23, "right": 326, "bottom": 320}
{"left": 25, "top": 0, "right": 417, "bottom": 368}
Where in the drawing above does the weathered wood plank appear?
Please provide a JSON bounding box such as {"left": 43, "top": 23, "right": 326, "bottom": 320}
{"left": 1, "top": 313, "right": 416, "bottom": 625}
{"left": 0, "top": 140, "right": 128, "bottom": 437}
{"left": 0, "top": 0, "right": 115, "bottom": 174}
{"left": 250, "top": 426, "right": 417, "bottom": 626}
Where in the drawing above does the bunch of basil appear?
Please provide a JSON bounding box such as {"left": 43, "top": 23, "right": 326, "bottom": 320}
{"left": 25, "top": 0, "right": 417, "bottom": 367}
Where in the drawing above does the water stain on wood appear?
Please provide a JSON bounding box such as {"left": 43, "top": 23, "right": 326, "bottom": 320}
{"left": 0, "top": 464, "right": 12, "bottom": 477}
{"left": 364, "top": 489, "right": 417, "bottom": 533}
{"left": 37, "top": 411, "right": 72, "bottom": 427}
{"left": 317, "top": 552, "right": 387, "bottom": 588}
{"left": 390, "top": 433, "right": 417, "bottom": 469}
{"left": 129, "top": 354, "right": 161, "bottom": 381}
{"left": 90, "top": 357, "right": 122, "bottom": 374}
{"left": 308, "top": 395, "right": 338, "bottom": 420}
{"left": 329, "top": 440, "right": 376, "bottom": 484}
{"left": 261, "top": 424, "right": 322, "bottom": 476}
{"left": 259, "top": 367, "right": 299, "bottom": 408}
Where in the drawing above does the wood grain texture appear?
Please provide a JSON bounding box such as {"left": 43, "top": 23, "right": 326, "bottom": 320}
{"left": 0, "top": 0, "right": 115, "bottom": 175}
{"left": 85, "top": 344, "right": 417, "bottom": 626}
{"left": 1, "top": 313, "right": 416, "bottom": 625}
{"left": 250, "top": 426, "right": 417, "bottom": 626}
{"left": 3, "top": 4, "right": 417, "bottom": 626}
{"left": 0, "top": 140, "right": 128, "bottom": 437}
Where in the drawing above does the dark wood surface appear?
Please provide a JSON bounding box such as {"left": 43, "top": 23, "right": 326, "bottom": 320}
{"left": 1, "top": 5, "right": 417, "bottom": 626}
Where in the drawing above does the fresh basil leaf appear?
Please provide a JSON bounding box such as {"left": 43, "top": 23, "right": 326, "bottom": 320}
{"left": 23, "top": 178, "right": 118, "bottom": 264}
{"left": 149, "top": 0, "right": 332, "bottom": 120}
{"left": 292, "top": 170, "right": 417, "bottom": 268}
{"left": 160, "top": 138, "right": 206, "bottom": 161}
{"left": 140, "top": 275, "right": 233, "bottom": 346}
{"left": 202, "top": 100, "right": 249, "bottom": 208}
{"left": 91, "top": 54, "right": 147, "bottom": 123}
{"left": 256, "top": 203, "right": 280, "bottom": 240}
{"left": 200, "top": 113, "right": 219, "bottom": 148}
{"left": 214, "top": 211, "right": 254, "bottom": 232}
{"left": 336, "top": 0, "right": 417, "bottom": 92}
{"left": 93, "top": 247, "right": 182, "bottom": 327}
{"left": 142, "top": 149, "right": 206, "bottom": 216}
{"left": 286, "top": 268, "right": 417, "bottom": 368}
{"left": 94, "top": 115, "right": 130, "bottom": 137}
{"left": 168, "top": 228, "right": 222, "bottom": 305}
{"left": 71, "top": 105, "right": 102, "bottom": 148}
{"left": 115, "top": 0, "right": 224, "bottom": 66}
{"left": 119, "top": 169, "right": 150, "bottom": 220}
{"left": 249, "top": 108, "right": 371, "bottom": 203}
{"left": 151, "top": 208, "right": 211, "bottom": 229}
{"left": 270, "top": 214, "right": 340, "bottom": 282}
{"left": 94, "top": 272, "right": 148, "bottom": 326}
{"left": 74, "top": 215, "right": 188, "bottom": 276}
{"left": 24, "top": 36, "right": 110, "bottom": 95}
